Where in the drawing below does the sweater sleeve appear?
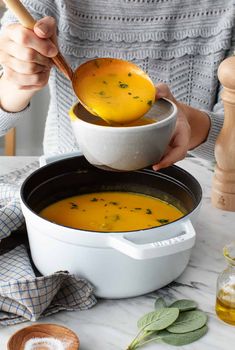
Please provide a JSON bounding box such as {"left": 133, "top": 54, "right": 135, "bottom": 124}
{"left": 189, "top": 27, "right": 235, "bottom": 161}
{"left": 0, "top": 102, "right": 31, "bottom": 138}
{"left": 0, "top": 64, "right": 32, "bottom": 137}
{"left": 0, "top": 1, "right": 52, "bottom": 136}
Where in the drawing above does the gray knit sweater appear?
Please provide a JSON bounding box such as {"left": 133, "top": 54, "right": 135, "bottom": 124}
{"left": 0, "top": 0, "right": 234, "bottom": 159}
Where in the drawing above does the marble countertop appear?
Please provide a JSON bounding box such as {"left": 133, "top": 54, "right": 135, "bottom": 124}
{"left": 0, "top": 156, "right": 235, "bottom": 350}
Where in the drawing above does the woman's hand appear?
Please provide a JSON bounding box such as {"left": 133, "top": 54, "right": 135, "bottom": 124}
{"left": 0, "top": 16, "right": 58, "bottom": 112}
{"left": 152, "top": 83, "right": 191, "bottom": 171}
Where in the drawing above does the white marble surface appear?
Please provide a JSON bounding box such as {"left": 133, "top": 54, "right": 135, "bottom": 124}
{"left": 0, "top": 156, "right": 235, "bottom": 350}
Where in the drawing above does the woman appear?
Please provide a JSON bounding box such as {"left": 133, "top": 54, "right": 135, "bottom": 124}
{"left": 0, "top": 0, "right": 234, "bottom": 169}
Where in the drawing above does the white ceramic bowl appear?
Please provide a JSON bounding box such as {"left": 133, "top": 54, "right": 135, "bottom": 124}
{"left": 70, "top": 98, "right": 177, "bottom": 171}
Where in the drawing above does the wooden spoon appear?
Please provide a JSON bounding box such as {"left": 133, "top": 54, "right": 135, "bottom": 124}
{"left": 7, "top": 323, "right": 79, "bottom": 350}
{"left": 4, "top": 0, "right": 156, "bottom": 125}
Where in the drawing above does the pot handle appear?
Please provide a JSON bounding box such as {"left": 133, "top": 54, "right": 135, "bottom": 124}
{"left": 108, "top": 220, "right": 195, "bottom": 260}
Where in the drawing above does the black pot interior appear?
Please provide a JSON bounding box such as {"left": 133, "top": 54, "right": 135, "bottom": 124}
{"left": 21, "top": 156, "right": 202, "bottom": 220}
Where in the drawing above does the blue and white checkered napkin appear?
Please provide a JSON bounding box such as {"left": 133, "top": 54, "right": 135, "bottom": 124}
{"left": 0, "top": 162, "right": 38, "bottom": 240}
{"left": 0, "top": 162, "right": 96, "bottom": 326}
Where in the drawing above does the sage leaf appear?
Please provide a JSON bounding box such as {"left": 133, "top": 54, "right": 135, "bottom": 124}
{"left": 169, "top": 299, "right": 197, "bottom": 311}
{"left": 137, "top": 308, "right": 179, "bottom": 331}
{"left": 158, "top": 325, "right": 208, "bottom": 346}
{"left": 154, "top": 297, "right": 167, "bottom": 310}
{"left": 167, "top": 310, "right": 207, "bottom": 333}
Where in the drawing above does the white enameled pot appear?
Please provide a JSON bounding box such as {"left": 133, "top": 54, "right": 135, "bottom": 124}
{"left": 20, "top": 156, "right": 202, "bottom": 298}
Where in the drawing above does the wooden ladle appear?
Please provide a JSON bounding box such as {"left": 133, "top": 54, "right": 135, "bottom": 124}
{"left": 4, "top": 0, "right": 156, "bottom": 125}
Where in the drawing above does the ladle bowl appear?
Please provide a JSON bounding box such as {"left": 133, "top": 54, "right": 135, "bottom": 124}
{"left": 4, "top": 0, "right": 156, "bottom": 125}
{"left": 73, "top": 58, "right": 156, "bottom": 124}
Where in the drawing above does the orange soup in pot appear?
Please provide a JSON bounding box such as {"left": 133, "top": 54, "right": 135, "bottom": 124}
{"left": 39, "top": 191, "right": 184, "bottom": 232}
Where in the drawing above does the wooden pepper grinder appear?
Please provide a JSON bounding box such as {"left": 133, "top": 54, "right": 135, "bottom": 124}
{"left": 212, "top": 56, "right": 235, "bottom": 211}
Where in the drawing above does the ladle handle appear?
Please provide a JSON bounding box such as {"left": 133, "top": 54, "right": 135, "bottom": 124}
{"left": 3, "top": 0, "right": 73, "bottom": 81}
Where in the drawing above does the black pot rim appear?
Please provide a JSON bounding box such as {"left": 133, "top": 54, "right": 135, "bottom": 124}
{"left": 20, "top": 155, "right": 203, "bottom": 234}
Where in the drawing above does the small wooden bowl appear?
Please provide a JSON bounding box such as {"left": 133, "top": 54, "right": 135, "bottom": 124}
{"left": 7, "top": 323, "right": 79, "bottom": 350}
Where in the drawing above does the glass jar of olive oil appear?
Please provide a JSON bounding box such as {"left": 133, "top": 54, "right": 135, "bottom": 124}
{"left": 216, "top": 242, "right": 235, "bottom": 325}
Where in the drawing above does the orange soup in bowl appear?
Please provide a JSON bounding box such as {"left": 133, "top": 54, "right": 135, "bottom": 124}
{"left": 39, "top": 191, "right": 184, "bottom": 232}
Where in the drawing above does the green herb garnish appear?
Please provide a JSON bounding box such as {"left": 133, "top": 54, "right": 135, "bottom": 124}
{"left": 128, "top": 72, "right": 132, "bottom": 77}
{"left": 94, "top": 60, "right": 100, "bottom": 68}
{"left": 90, "top": 198, "right": 98, "bottom": 202}
{"left": 146, "top": 208, "right": 152, "bottom": 214}
{"left": 112, "top": 214, "right": 120, "bottom": 221}
{"left": 155, "top": 297, "right": 167, "bottom": 310}
{"left": 119, "top": 82, "right": 128, "bottom": 88}
{"left": 169, "top": 299, "right": 198, "bottom": 311}
{"left": 70, "top": 202, "right": 78, "bottom": 209}
{"left": 157, "top": 218, "right": 169, "bottom": 224}
{"left": 147, "top": 100, "right": 153, "bottom": 106}
{"left": 126, "top": 297, "right": 208, "bottom": 349}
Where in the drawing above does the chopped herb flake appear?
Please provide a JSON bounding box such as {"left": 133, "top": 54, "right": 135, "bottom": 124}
{"left": 133, "top": 96, "right": 139, "bottom": 99}
{"left": 157, "top": 219, "right": 169, "bottom": 224}
{"left": 112, "top": 214, "right": 120, "bottom": 221}
{"left": 70, "top": 202, "right": 78, "bottom": 209}
{"left": 109, "top": 201, "right": 118, "bottom": 205}
{"left": 146, "top": 208, "right": 152, "bottom": 214}
{"left": 102, "top": 80, "right": 108, "bottom": 84}
{"left": 90, "top": 198, "right": 98, "bottom": 202}
{"left": 147, "top": 100, "right": 153, "bottom": 106}
{"left": 128, "top": 72, "right": 132, "bottom": 77}
{"left": 119, "top": 82, "right": 128, "bottom": 88}
{"left": 134, "top": 207, "right": 142, "bottom": 210}
{"left": 128, "top": 92, "right": 132, "bottom": 95}
{"left": 98, "top": 91, "right": 105, "bottom": 96}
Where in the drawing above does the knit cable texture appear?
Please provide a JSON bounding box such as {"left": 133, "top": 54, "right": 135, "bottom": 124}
{"left": 0, "top": 0, "right": 234, "bottom": 160}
